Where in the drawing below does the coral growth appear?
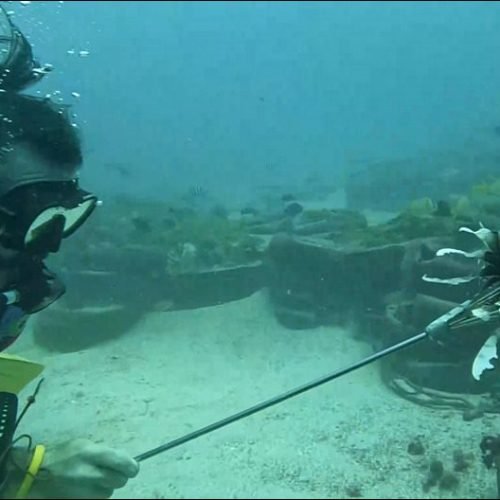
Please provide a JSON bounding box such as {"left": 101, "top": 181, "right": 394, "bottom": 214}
{"left": 162, "top": 214, "right": 264, "bottom": 274}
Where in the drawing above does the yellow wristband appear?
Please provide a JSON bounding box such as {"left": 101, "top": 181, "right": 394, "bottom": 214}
{"left": 15, "top": 444, "right": 45, "bottom": 500}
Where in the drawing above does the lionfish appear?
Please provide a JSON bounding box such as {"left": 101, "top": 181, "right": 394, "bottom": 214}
{"left": 422, "top": 224, "right": 500, "bottom": 380}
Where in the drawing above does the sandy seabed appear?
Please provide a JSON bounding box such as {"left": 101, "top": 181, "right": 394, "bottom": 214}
{"left": 9, "top": 291, "right": 500, "bottom": 499}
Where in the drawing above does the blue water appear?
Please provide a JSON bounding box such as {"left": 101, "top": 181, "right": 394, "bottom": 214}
{"left": 11, "top": 1, "right": 500, "bottom": 203}
{"left": 6, "top": 4, "right": 500, "bottom": 498}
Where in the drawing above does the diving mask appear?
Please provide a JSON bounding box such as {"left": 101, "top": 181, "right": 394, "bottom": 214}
{"left": 0, "top": 179, "right": 98, "bottom": 254}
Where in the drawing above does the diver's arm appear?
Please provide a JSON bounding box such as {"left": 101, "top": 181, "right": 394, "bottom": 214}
{"left": 1, "top": 439, "right": 139, "bottom": 499}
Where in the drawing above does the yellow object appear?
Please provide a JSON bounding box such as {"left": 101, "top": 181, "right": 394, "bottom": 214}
{"left": 15, "top": 444, "right": 46, "bottom": 499}
{"left": 0, "top": 353, "right": 44, "bottom": 395}
{"left": 452, "top": 195, "right": 472, "bottom": 218}
{"left": 405, "top": 197, "right": 435, "bottom": 216}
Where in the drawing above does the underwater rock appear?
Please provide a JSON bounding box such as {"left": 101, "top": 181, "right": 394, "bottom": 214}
{"left": 452, "top": 449, "right": 473, "bottom": 472}
{"left": 283, "top": 201, "right": 303, "bottom": 217}
{"left": 166, "top": 262, "right": 267, "bottom": 311}
{"left": 434, "top": 200, "right": 452, "bottom": 217}
{"left": 33, "top": 303, "right": 143, "bottom": 353}
{"left": 344, "top": 484, "right": 363, "bottom": 498}
{"left": 408, "top": 438, "right": 425, "bottom": 455}
{"left": 292, "top": 220, "right": 334, "bottom": 236}
{"left": 462, "top": 407, "right": 484, "bottom": 422}
{"left": 267, "top": 234, "right": 406, "bottom": 328}
{"left": 247, "top": 208, "right": 367, "bottom": 238}
{"left": 409, "top": 294, "right": 465, "bottom": 332}
{"left": 299, "top": 208, "right": 368, "bottom": 234}
{"left": 53, "top": 244, "right": 172, "bottom": 311}
{"left": 429, "top": 459, "right": 444, "bottom": 478}
{"left": 423, "top": 459, "right": 444, "bottom": 491}
{"left": 269, "top": 284, "right": 322, "bottom": 330}
{"left": 247, "top": 218, "right": 294, "bottom": 235}
{"left": 439, "top": 471, "right": 459, "bottom": 490}
{"left": 272, "top": 303, "right": 319, "bottom": 330}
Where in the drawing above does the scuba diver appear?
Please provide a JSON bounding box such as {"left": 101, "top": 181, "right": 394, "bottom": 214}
{"left": 0, "top": 7, "right": 138, "bottom": 500}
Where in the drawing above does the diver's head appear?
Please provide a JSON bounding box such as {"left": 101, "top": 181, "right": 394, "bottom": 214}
{"left": 0, "top": 93, "right": 97, "bottom": 291}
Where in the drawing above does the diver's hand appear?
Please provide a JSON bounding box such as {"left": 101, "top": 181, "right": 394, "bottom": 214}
{"left": 31, "top": 438, "right": 139, "bottom": 499}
